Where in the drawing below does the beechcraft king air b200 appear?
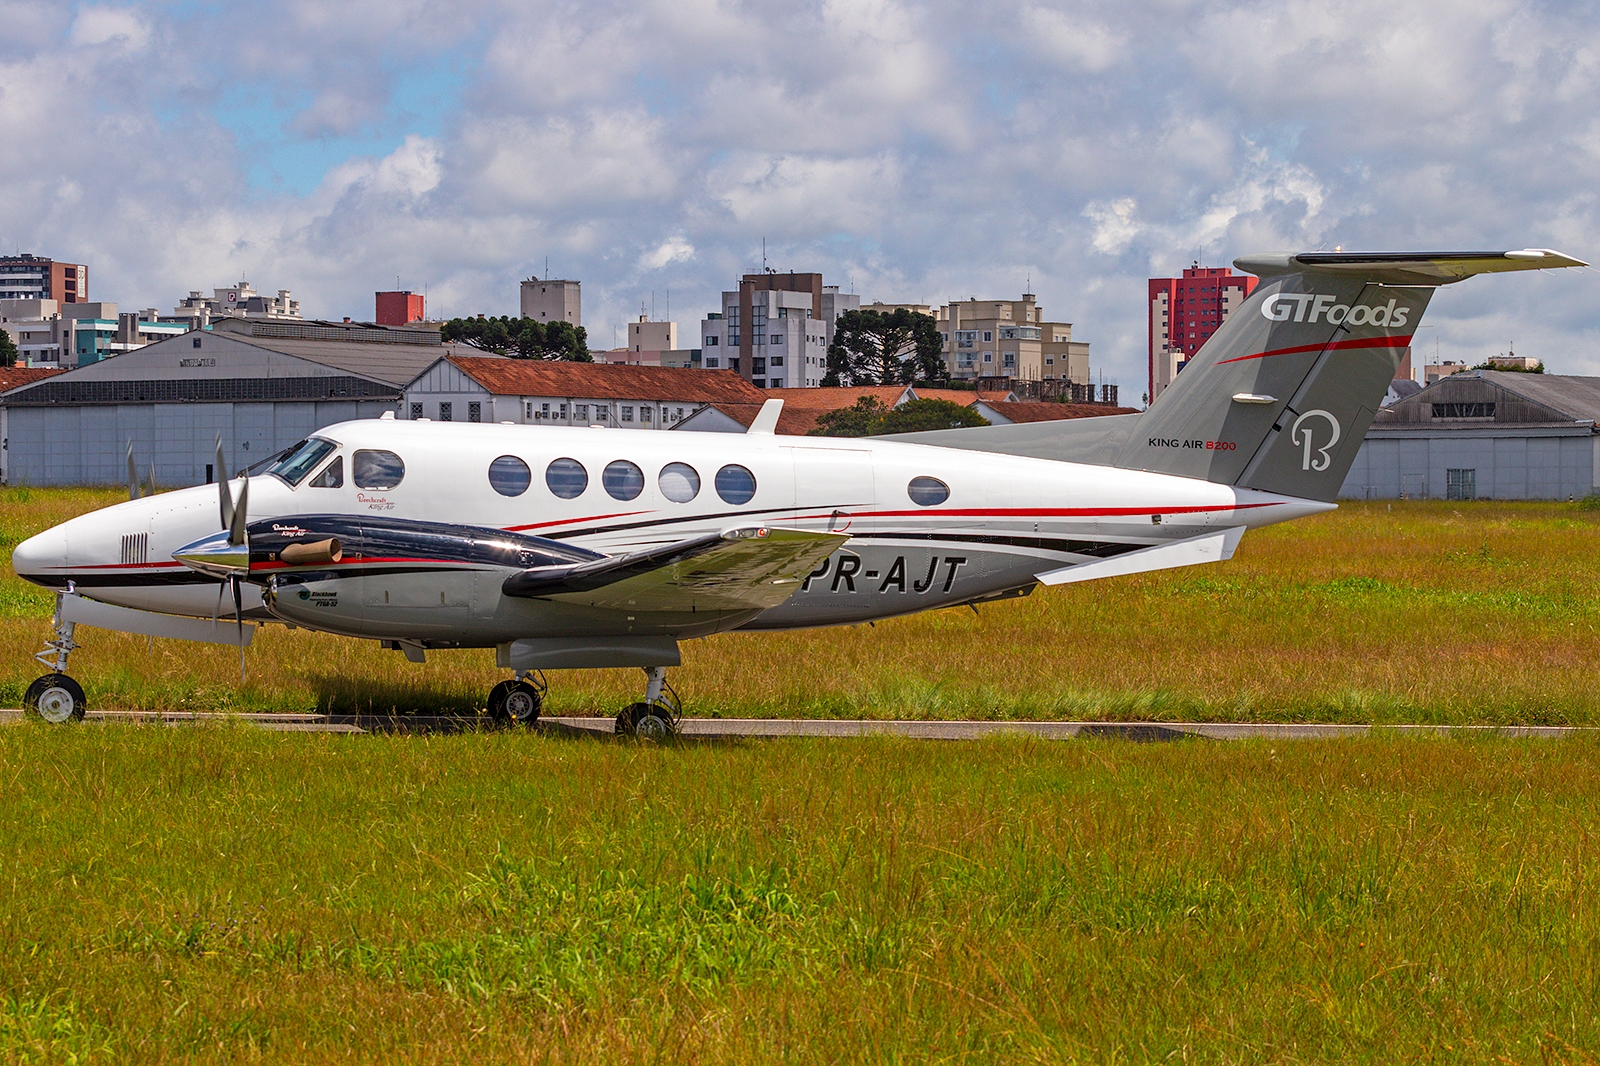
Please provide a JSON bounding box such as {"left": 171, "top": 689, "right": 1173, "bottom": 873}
{"left": 10, "top": 249, "right": 1586, "bottom": 732}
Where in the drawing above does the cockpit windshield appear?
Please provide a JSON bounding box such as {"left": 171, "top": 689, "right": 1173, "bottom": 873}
{"left": 268, "top": 437, "right": 339, "bottom": 486}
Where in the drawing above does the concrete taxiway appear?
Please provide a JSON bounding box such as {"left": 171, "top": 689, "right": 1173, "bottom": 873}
{"left": 0, "top": 709, "right": 1587, "bottom": 739}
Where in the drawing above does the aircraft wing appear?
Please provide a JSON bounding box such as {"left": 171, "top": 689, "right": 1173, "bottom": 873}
{"left": 501, "top": 527, "right": 849, "bottom": 612}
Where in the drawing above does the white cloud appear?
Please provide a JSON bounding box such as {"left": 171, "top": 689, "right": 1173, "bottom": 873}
{"left": 69, "top": 6, "right": 148, "bottom": 49}
{"left": 0, "top": 0, "right": 1597, "bottom": 386}
{"left": 641, "top": 236, "right": 694, "bottom": 271}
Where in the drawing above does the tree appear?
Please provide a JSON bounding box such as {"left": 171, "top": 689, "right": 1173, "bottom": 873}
{"left": 809, "top": 396, "right": 987, "bottom": 437}
{"left": 822, "top": 308, "right": 946, "bottom": 386}
{"left": 875, "top": 397, "right": 988, "bottom": 434}
{"left": 809, "top": 396, "right": 890, "bottom": 437}
{"left": 441, "top": 316, "right": 592, "bottom": 361}
{"left": 0, "top": 328, "right": 17, "bottom": 368}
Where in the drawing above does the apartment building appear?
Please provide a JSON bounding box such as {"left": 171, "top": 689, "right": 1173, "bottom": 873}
{"left": 520, "top": 277, "right": 581, "bottom": 327}
{"left": 0, "top": 254, "right": 87, "bottom": 303}
{"left": 698, "top": 273, "right": 859, "bottom": 388}
{"left": 1147, "top": 265, "right": 1258, "bottom": 403}
{"left": 0, "top": 300, "right": 187, "bottom": 367}
{"left": 938, "top": 294, "right": 1089, "bottom": 383}
{"left": 172, "top": 281, "right": 301, "bottom": 328}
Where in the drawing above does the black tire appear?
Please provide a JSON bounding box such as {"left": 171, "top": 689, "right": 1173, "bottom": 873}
{"left": 487, "top": 679, "right": 541, "bottom": 724}
{"left": 614, "top": 701, "right": 674, "bottom": 740}
{"left": 24, "top": 674, "right": 86, "bottom": 724}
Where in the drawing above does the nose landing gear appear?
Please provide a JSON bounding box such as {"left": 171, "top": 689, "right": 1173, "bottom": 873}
{"left": 487, "top": 671, "right": 544, "bottom": 725}
{"left": 26, "top": 593, "right": 86, "bottom": 723}
{"left": 615, "top": 666, "right": 681, "bottom": 740}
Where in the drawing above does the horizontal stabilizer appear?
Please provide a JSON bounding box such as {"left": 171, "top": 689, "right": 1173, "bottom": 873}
{"left": 1034, "top": 526, "right": 1246, "bottom": 586}
{"left": 1236, "top": 248, "right": 1586, "bottom": 285}
{"left": 61, "top": 592, "right": 255, "bottom": 646}
{"left": 503, "top": 526, "right": 849, "bottom": 612}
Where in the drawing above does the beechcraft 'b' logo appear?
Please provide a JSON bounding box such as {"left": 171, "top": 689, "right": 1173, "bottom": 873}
{"left": 1290, "top": 410, "right": 1341, "bottom": 472}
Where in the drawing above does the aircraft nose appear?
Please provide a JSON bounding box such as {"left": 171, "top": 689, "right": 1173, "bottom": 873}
{"left": 10, "top": 526, "right": 67, "bottom": 586}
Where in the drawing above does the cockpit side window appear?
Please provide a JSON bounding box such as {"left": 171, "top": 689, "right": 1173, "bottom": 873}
{"left": 267, "top": 438, "right": 338, "bottom": 486}
{"left": 353, "top": 449, "right": 406, "bottom": 490}
{"left": 309, "top": 455, "right": 344, "bottom": 488}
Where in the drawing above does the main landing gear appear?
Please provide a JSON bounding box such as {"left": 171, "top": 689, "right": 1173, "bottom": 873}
{"left": 487, "top": 672, "right": 545, "bottom": 725}
{"left": 26, "top": 593, "right": 86, "bottom": 723}
{"left": 615, "top": 666, "right": 682, "bottom": 740}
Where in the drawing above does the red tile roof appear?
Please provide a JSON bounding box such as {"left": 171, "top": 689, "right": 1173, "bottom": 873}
{"left": 446, "top": 357, "right": 768, "bottom": 404}
{"left": 0, "top": 366, "right": 65, "bottom": 395}
{"left": 979, "top": 400, "right": 1139, "bottom": 423}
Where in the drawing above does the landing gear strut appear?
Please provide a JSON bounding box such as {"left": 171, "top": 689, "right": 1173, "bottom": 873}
{"left": 615, "top": 666, "right": 681, "bottom": 740}
{"left": 26, "top": 592, "right": 86, "bottom": 723}
{"left": 487, "top": 671, "right": 544, "bottom": 725}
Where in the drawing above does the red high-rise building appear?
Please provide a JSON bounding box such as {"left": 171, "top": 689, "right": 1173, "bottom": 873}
{"left": 375, "top": 290, "right": 425, "bottom": 326}
{"left": 1147, "top": 265, "right": 1256, "bottom": 404}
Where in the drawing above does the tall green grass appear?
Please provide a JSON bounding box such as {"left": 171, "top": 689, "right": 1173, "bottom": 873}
{"left": 5, "top": 489, "right": 1600, "bottom": 723}
{"left": 0, "top": 726, "right": 1597, "bottom": 1062}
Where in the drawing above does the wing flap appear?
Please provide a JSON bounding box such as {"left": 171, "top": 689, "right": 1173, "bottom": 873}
{"left": 502, "top": 527, "right": 849, "bottom": 612}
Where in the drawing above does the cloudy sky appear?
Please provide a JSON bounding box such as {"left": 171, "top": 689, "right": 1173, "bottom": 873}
{"left": 3, "top": 0, "right": 1597, "bottom": 395}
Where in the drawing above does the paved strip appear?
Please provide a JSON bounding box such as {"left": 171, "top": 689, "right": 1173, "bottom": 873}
{"left": 0, "top": 710, "right": 1589, "bottom": 740}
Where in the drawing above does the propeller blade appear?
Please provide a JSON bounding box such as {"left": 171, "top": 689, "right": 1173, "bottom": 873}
{"left": 232, "top": 575, "right": 246, "bottom": 682}
{"left": 145, "top": 463, "right": 158, "bottom": 497}
{"left": 216, "top": 435, "right": 234, "bottom": 530}
{"left": 127, "top": 442, "right": 141, "bottom": 500}
{"left": 229, "top": 473, "right": 249, "bottom": 547}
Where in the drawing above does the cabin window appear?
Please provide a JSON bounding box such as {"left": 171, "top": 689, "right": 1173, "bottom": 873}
{"left": 488, "top": 455, "right": 532, "bottom": 497}
{"left": 658, "top": 462, "right": 700, "bottom": 503}
{"left": 603, "top": 460, "right": 645, "bottom": 501}
{"left": 715, "top": 464, "right": 757, "bottom": 505}
{"left": 309, "top": 455, "right": 343, "bottom": 488}
{"left": 353, "top": 449, "right": 405, "bottom": 490}
{"left": 546, "top": 458, "right": 588, "bottom": 499}
{"left": 907, "top": 476, "right": 950, "bottom": 506}
{"left": 267, "top": 437, "right": 337, "bottom": 487}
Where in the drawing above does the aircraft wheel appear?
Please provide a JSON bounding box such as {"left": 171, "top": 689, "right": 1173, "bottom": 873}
{"left": 24, "top": 674, "right": 86, "bottom": 724}
{"left": 488, "top": 679, "right": 541, "bottom": 725}
{"left": 615, "top": 701, "right": 674, "bottom": 740}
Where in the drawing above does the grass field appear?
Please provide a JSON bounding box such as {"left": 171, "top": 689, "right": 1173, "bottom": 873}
{"left": 1, "top": 726, "right": 1598, "bottom": 1063}
{"left": 4, "top": 487, "right": 1600, "bottom": 723}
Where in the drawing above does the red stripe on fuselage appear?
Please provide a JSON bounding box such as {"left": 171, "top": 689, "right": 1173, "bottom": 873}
{"left": 1214, "top": 334, "right": 1414, "bottom": 366}
{"left": 504, "top": 510, "right": 650, "bottom": 532}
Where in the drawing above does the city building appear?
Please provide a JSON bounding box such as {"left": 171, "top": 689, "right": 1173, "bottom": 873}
{"left": 595, "top": 348, "right": 701, "bottom": 369}
{"left": 1148, "top": 265, "right": 1258, "bottom": 403}
{"left": 375, "top": 290, "right": 426, "bottom": 326}
{"left": 171, "top": 281, "right": 301, "bottom": 327}
{"left": 0, "top": 300, "right": 187, "bottom": 368}
{"left": 698, "top": 273, "right": 858, "bottom": 388}
{"left": 627, "top": 314, "right": 677, "bottom": 352}
{"left": 403, "top": 357, "right": 765, "bottom": 429}
{"left": 1340, "top": 371, "right": 1600, "bottom": 500}
{"left": 0, "top": 254, "right": 87, "bottom": 303}
{"left": 520, "top": 277, "right": 581, "bottom": 326}
{"left": 1423, "top": 359, "right": 1471, "bottom": 386}
{"left": 0, "top": 318, "right": 445, "bottom": 486}
{"left": 935, "top": 294, "right": 1088, "bottom": 384}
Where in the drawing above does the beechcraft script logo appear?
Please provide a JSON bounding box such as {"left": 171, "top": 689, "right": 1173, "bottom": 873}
{"left": 1290, "top": 410, "right": 1341, "bottom": 471}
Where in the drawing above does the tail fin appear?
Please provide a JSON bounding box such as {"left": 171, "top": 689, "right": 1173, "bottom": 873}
{"left": 893, "top": 249, "right": 1585, "bottom": 501}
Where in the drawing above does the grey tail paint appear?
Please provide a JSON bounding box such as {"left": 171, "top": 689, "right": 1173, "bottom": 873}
{"left": 890, "top": 249, "right": 1585, "bottom": 503}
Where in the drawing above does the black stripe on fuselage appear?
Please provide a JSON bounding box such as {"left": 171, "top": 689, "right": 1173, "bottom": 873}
{"left": 845, "top": 532, "right": 1152, "bottom": 558}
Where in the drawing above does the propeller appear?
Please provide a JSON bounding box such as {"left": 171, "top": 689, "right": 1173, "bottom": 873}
{"left": 210, "top": 434, "right": 249, "bottom": 679}
{"left": 127, "top": 442, "right": 160, "bottom": 501}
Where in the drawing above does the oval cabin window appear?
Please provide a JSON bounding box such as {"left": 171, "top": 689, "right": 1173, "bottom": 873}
{"left": 352, "top": 449, "right": 405, "bottom": 490}
{"left": 603, "top": 460, "right": 645, "bottom": 501}
{"left": 658, "top": 462, "right": 700, "bottom": 503}
{"left": 545, "top": 458, "right": 588, "bottom": 499}
{"left": 907, "top": 476, "right": 949, "bottom": 506}
{"left": 488, "top": 455, "right": 532, "bottom": 497}
{"left": 715, "top": 464, "right": 757, "bottom": 505}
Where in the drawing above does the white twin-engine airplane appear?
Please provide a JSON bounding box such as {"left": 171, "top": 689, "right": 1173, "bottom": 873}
{"left": 11, "top": 250, "right": 1585, "bottom": 733}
